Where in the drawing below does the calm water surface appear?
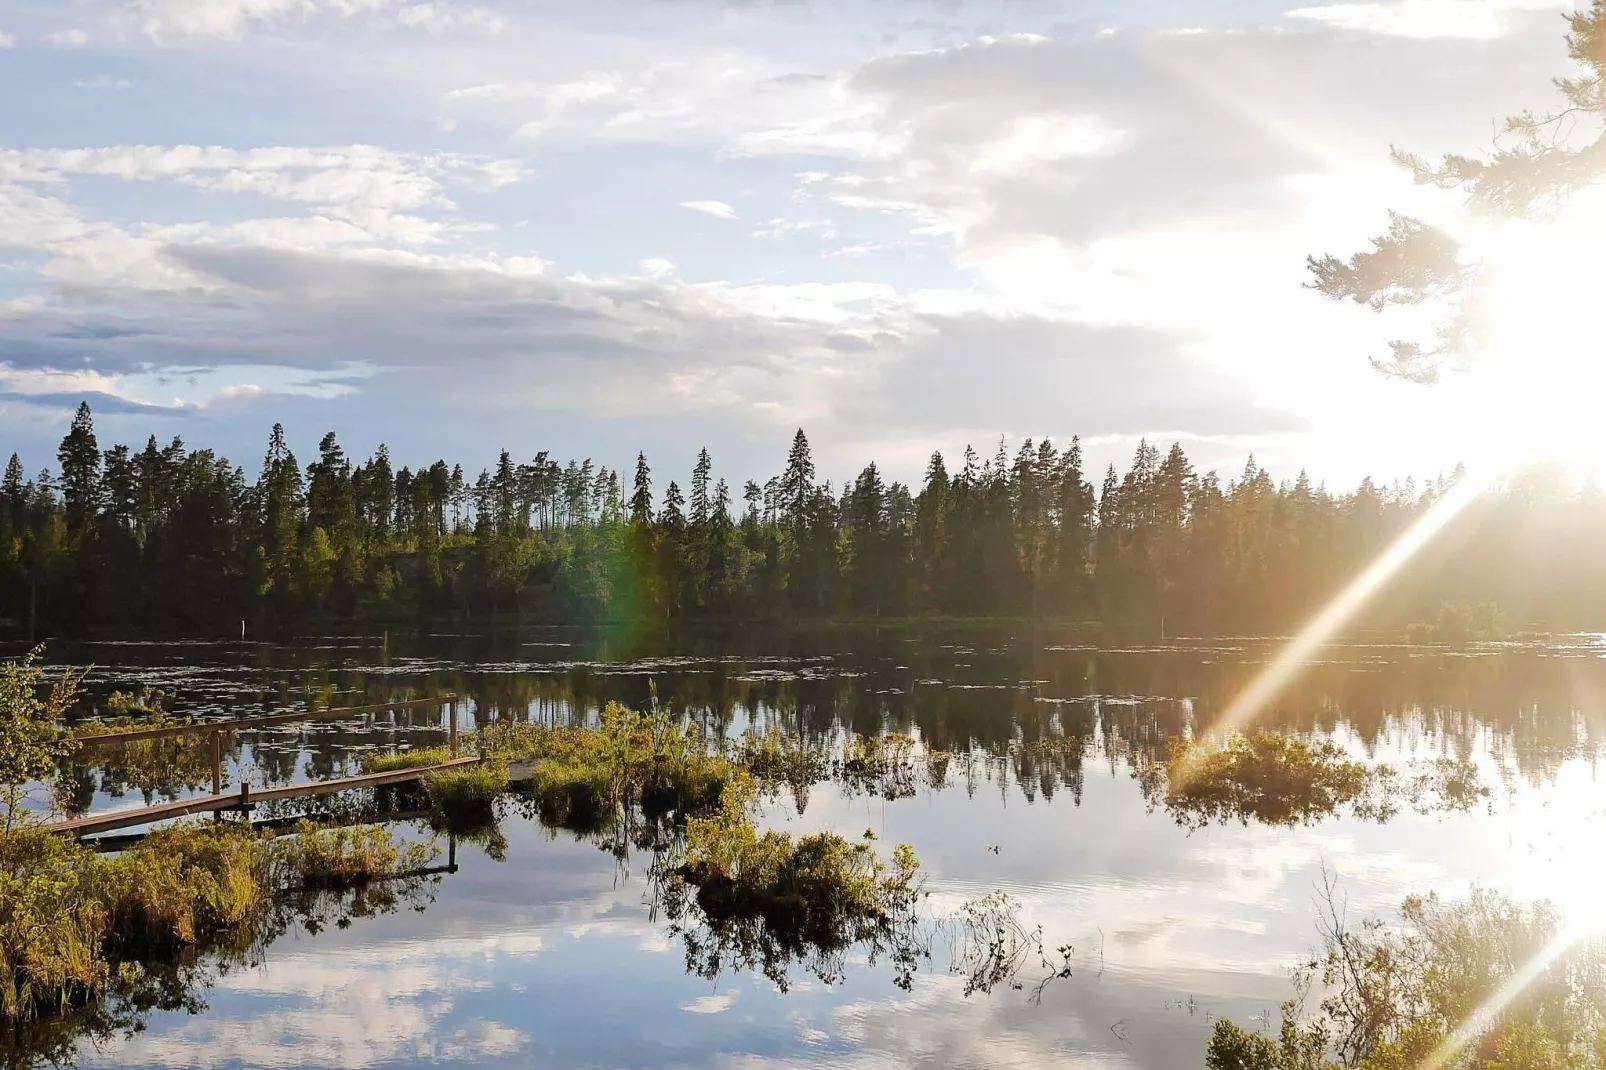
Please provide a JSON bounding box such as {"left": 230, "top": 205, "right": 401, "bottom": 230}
{"left": 19, "top": 627, "right": 1606, "bottom": 1070}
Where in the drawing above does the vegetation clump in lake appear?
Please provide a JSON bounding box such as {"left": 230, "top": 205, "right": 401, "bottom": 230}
{"left": 1205, "top": 885, "right": 1606, "bottom": 1070}
{"left": 480, "top": 702, "right": 727, "bottom": 830}
{"left": 1135, "top": 731, "right": 1486, "bottom": 829}
{"left": 662, "top": 770, "right": 923, "bottom": 989}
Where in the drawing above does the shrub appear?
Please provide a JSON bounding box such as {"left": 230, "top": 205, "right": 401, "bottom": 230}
{"left": 0, "top": 828, "right": 106, "bottom": 1022}
{"left": 0, "top": 648, "right": 84, "bottom": 833}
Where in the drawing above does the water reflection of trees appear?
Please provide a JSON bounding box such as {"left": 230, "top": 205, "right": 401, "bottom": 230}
{"left": 44, "top": 634, "right": 1606, "bottom": 810}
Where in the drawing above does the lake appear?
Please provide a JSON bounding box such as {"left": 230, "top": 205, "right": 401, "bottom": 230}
{"left": 13, "top": 626, "right": 1606, "bottom": 1070}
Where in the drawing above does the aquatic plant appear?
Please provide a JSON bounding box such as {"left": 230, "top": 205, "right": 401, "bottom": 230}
{"left": 276, "top": 820, "right": 439, "bottom": 890}
{"left": 1204, "top": 882, "right": 1606, "bottom": 1070}
{"left": 1138, "top": 732, "right": 1372, "bottom": 829}
{"left": 0, "top": 817, "right": 438, "bottom": 1030}
{"left": 97, "top": 823, "right": 272, "bottom": 954}
{"left": 424, "top": 764, "right": 508, "bottom": 827}
{"left": 0, "top": 827, "right": 106, "bottom": 1023}
{"left": 482, "top": 703, "right": 728, "bottom": 829}
{"left": 736, "top": 727, "right": 827, "bottom": 811}
{"left": 1134, "top": 731, "right": 1485, "bottom": 830}
{"left": 666, "top": 771, "right": 922, "bottom": 990}
{"left": 359, "top": 746, "right": 452, "bottom": 775}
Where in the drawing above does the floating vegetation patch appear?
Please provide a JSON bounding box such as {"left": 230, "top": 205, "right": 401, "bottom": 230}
{"left": 480, "top": 703, "right": 728, "bottom": 831}
{"left": 663, "top": 772, "right": 923, "bottom": 991}
{"left": 423, "top": 764, "right": 508, "bottom": 828}
{"left": 1134, "top": 731, "right": 1487, "bottom": 830}
{"left": 1205, "top": 884, "right": 1606, "bottom": 1070}
{"left": 359, "top": 746, "right": 453, "bottom": 775}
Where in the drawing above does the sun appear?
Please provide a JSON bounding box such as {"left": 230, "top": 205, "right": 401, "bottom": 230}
{"left": 1453, "top": 199, "right": 1606, "bottom": 476}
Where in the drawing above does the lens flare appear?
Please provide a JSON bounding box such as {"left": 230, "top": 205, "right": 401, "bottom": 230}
{"left": 1178, "top": 470, "right": 1490, "bottom": 778}
{"left": 1416, "top": 918, "right": 1605, "bottom": 1070}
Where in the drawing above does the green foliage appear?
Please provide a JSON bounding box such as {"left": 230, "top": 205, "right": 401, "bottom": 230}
{"left": 1206, "top": 886, "right": 1606, "bottom": 1070}
{"left": 14, "top": 406, "right": 1600, "bottom": 640}
{"left": 276, "top": 820, "right": 438, "bottom": 890}
{"left": 667, "top": 770, "right": 923, "bottom": 990}
{"left": 1308, "top": 2, "right": 1606, "bottom": 379}
{"left": 0, "top": 827, "right": 106, "bottom": 1023}
{"left": 0, "top": 648, "right": 83, "bottom": 833}
{"left": 359, "top": 746, "right": 452, "bottom": 774}
{"left": 423, "top": 764, "right": 507, "bottom": 827}
{"left": 1134, "top": 731, "right": 1488, "bottom": 830}
{"left": 1139, "top": 732, "right": 1372, "bottom": 829}
{"left": 1205, "top": 1006, "right": 1330, "bottom": 1070}
{"left": 482, "top": 702, "right": 728, "bottom": 829}
{"left": 0, "top": 817, "right": 437, "bottom": 1029}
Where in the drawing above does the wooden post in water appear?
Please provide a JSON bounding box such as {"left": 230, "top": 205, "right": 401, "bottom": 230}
{"left": 448, "top": 699, "right": 458, "bottom": 758}
{"left": 211, "top": 730, "right": 222, "bottom": 795}
{"left": 239, "top": 778, "right": 250, "bottom": 814}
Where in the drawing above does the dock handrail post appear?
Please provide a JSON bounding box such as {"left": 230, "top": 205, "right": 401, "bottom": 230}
{"left": 448, "top": 699, "right": 459, "bottom": 757}
{"left": 239, "top": 778, "right": 250, "bottom": 814}
{"left": 211, "top": 729, "right": 222, "bottom": 795}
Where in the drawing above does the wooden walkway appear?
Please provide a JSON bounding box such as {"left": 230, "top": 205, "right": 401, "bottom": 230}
{"left": 50, "top": 694, "right": 471, "bottom": 839}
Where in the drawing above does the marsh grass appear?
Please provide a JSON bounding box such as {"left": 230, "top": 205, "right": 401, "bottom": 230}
{"left": 665, "top": 771, "right": 922, "bottom": 989}
{"left": 276, "top": 820, "right": 439, "bottom": 890}
{"left": 424, "top": 764, "right": 507, "bottom": 827}
{"left": 0, "top": 818, "right": 437, "bottom": 1029}
{"left": 481, "top": 703, "right": 728, "bottom": 829}
{"left": 359, "top": 747, "right": 452, "bottom": 775}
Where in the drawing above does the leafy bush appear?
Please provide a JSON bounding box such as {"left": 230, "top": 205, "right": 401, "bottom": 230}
{"left": 0, "top": 648, "right": 84, "bottom": 832}
{"left": 1204, "top": 886, "right": 1606, "bottom": 1070}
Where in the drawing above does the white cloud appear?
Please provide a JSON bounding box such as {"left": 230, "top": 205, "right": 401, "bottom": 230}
{"left": 129, "top": 0, "right": 505, "bottom": 40}
{"left": 681, "top": 989, "right": 740, "bottom": 1014}
{"left": 74, "top": 76, "right": 133, "bottom": 90}
{"left": 681, "top": 199, "right": 738, "bottom": 220}
{"left": 639, "top": 257, "right": 676, "bottom": 278}
{"left": 1285, "top": 0, "right": 1560, "bottom": 39}
{"left": 45, "top": 28, "right": 89, "bottom": 46}
{"left": 0, "top": 30, "right": 14, "bottom": 48}
{"left": 395, "top": 3, "right": 505, "bottom": 36}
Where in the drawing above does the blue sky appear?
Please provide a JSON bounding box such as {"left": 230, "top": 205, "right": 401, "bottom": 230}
{"left": 0, "top": 0, "right": 1578, "bottom": 489}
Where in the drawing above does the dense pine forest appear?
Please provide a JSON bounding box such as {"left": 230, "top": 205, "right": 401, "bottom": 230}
{"left": 0, "top": 401, "right": 1601, "bottom": 638}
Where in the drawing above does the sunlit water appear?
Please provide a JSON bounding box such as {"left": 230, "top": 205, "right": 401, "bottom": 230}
{"left": 15, "top": 627, "right": 1606, "bottom": 1070}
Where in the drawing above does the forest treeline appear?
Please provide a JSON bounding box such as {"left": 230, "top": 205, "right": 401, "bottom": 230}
{"left": 0, "top": 402, "right": 1600, "bottom": 637}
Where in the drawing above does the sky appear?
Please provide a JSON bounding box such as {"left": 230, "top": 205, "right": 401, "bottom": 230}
{"left": 0, "top": 0, "right": 1583, "bottom": 490}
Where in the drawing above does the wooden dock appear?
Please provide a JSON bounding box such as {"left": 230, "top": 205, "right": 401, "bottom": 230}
{"left": 50, "top": 694, "right": 471, "bottom": 839}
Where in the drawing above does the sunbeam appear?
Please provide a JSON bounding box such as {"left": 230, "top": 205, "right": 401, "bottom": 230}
{"left": 1179, "top": 469, "right": 1492, "bottom": 776}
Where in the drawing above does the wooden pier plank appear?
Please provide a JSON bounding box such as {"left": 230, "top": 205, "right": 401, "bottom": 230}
{"left": 44, "top": 755, "right": 482, "bottom": 838}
